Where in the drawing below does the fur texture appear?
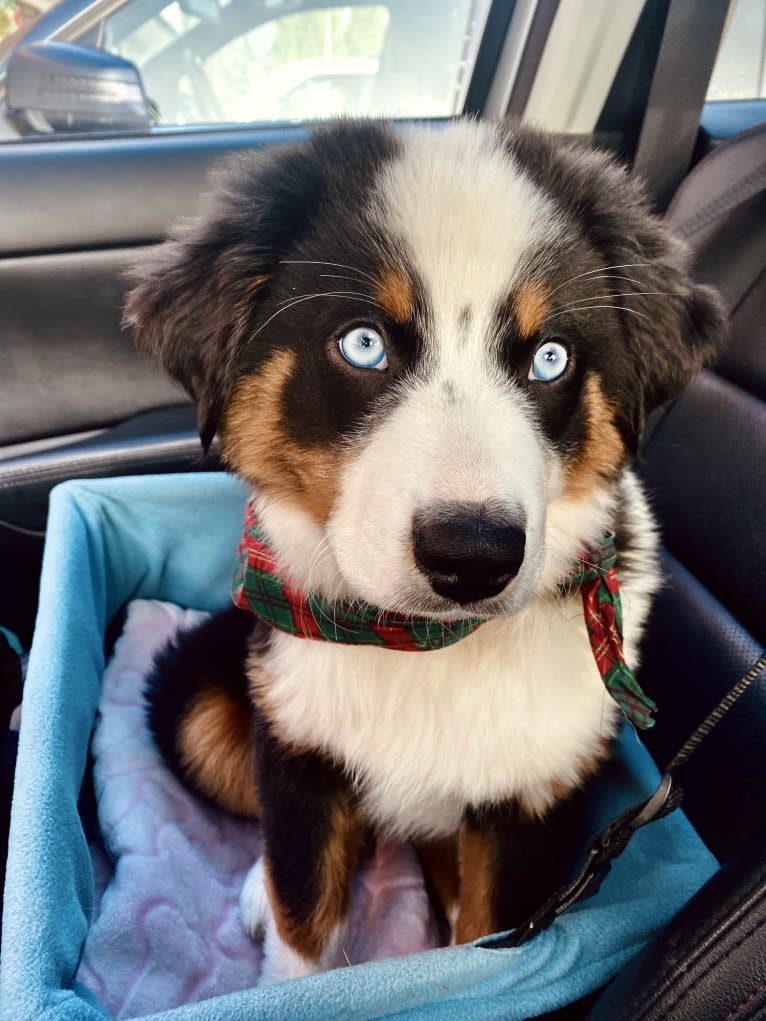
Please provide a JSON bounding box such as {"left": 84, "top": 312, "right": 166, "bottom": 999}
{"left": 130, "top": 119, "right": 726, "bottom": 980}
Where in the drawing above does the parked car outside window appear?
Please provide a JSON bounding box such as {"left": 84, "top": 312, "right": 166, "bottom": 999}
{"left": 0, "top": 0, "right": 492, "bottom": 138}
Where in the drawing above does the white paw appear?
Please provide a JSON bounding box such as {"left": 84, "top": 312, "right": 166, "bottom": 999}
{"left": 239, "top": 858, "right": 351, "bottom": 984}
{"left": 259, "top": 921, "right": 322, "bottom": 986}
{"left": 239, "top": 858, "right": 271, "bottom": 939}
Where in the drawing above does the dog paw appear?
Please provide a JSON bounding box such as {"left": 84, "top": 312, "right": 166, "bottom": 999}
{"left": 239, "top": 858, "right": 271, "bottom": 940}
{"left": 240, "top": 857, "right": 351, "bottom": 984}
{"left": 239, "top": 858, "right": 321, "bottom": 984}
{"left": 259, "top": 922, "right": 323, "bottom": 985}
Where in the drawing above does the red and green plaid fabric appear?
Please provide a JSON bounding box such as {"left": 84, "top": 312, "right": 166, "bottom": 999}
{"left": 232, "top": 503, "right": 483, "bottom": 651}
{"left": 568, "top": 539, "right": 657, "bottom": 730}
{"left": 232, "top": 504, "right": 657, "bottom": 729}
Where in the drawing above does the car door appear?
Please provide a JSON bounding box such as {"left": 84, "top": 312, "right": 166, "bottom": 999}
{"left": 0, "top": 0, "right": 516, "bottom": 645}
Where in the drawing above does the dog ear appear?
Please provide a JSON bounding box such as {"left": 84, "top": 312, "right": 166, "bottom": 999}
{"left": 558, "top": 146, "right": 727, "bottom": 448}
{"left": 504, "top": 128, "right": 728, "bottom": 450}
{"left": 627, "top": 276, "right": 725, "bottom": 443}
{"left": 124, "top": 144, "right": 324, "bottom": 450}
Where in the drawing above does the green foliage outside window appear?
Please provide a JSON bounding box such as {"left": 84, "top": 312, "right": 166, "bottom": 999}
{"left": 203, "top": 5, "right": 389, "bottom": 121}
{"left": 269, "top": 6, "right": 389, "bottom": 66}
{"left": 0, "top": 0, "right": 18, "bottom": 40}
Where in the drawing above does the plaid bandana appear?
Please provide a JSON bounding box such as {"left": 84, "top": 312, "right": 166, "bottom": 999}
{"left": 567, "top": 539, "right": 657, "bottom": 730}
{"left": 232, "top": 504, "right": 657, "bottom": 729}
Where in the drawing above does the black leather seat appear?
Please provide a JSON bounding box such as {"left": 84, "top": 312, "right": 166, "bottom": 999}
{"left": 577, "top": 122, "right": 766, "bottom": 1021}
{"left": 639, "top": 121, "right": 766, "bottom": 862}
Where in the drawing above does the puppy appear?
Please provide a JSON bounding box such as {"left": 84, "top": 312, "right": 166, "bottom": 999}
{"left": 126, "top": 119, "right": 725, "bottom": 983}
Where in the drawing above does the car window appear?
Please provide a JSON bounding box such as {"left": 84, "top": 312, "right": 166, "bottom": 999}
{"left": 706, "top": 0, "right": 766, "bottom": 101}
{"left": 197, "top": 7, "right": 390, "bottom": 124}
{"left": 0, "top": 0, "right": 492, "bottom": 138}
{"left": 105, "top": 3, "right": 392, "bottom": 126}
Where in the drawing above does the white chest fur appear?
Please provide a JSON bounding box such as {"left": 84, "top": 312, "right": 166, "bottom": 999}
{"left": 258, "top": 594, "right": 624, "bottom": 839}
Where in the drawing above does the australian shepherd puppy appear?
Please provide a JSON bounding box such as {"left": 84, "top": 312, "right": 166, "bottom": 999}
{"left": 126, "top": 119, "right": 724, "bottom": 984}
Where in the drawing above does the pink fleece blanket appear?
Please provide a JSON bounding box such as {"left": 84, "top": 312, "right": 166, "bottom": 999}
{"left": 77, "top": 600, "right": 439, "bottom": 1019}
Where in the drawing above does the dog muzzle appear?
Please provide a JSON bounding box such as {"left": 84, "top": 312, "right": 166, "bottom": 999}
{"left": 232, "top": 502, "right": 657, "bottom": 730}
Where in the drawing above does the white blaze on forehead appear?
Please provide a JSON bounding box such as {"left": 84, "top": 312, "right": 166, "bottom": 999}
{"left": 372, "top": 121, "right": 561, "bottom": 328}
{"left": 322, "top": 123, "right": 563, "bottom": 615}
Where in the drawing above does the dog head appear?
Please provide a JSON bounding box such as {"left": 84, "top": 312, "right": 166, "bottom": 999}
{"left": 126, "top": 120, "right": 725, "bottom": 618}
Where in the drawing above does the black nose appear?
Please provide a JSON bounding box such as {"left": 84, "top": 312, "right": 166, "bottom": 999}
{"left": 413, "top": 503, "right": 526, "bottom": 605}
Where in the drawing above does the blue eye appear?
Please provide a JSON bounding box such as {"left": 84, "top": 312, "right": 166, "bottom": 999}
{"left": 338, "top": 326, "right": 388, "bottom": 371}
{"left": 529, "top": 340, "right": 569, "bottom": 382}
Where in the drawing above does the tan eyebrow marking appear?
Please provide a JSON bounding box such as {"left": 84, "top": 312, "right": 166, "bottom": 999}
{"left": 513, "top": 281, "right": 550, "bottom": 339}
{"left": 375, "top": 265, "right": 415, "bottom": 324}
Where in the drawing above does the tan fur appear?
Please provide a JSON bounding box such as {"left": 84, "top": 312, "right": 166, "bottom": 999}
{"left": 222, "top": 349, "right": 341, "bottom": 523}
{"left": 455, "top": 823, "right": 496, "bottom": 944}
{"left": 513, "top": 281, "right": 549, "bottom": 338}
{"left": 417, "top": 834, "right": 460, "bottom": 923}
{"left": 564, "top": 374, "right": 625, "bottom": 498}
{"left": 375, "top": 265, "right": 415, "bottom": 324}
{"left": 249, "top": 273, "right": 272, "bottom": 293}
{"left": 177, "top": 687, "right": 260, "bottom": 818}
{"left": 266, "top": 799, "right": 363, "bottom": 960}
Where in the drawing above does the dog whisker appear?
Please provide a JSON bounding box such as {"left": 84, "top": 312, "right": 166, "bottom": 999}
{"left": 544, "top": 530, "right": 610, "bottom": 577}
{"left": 545, "top": 303, "right": 651, "bottom": 322}
{"left": 547, "top": 263, "right": 652, "bottom": 297}
{"left": 275, "top": 287, "right": 376, "bottom": 308}
{"left": 569, "top": 273, "right": 645, "bottom": 288}
{"left": 279, "top": 259, "right": 377, "bottom": 285}
{"left": 547, "top": 539, "right": 608, "bottom": 579}
{"left": 253, "top": 292, "right": 385, "bottom": 338}
{"left": 550, "top": 291, "right": 676, "bottom": 315}
{"left": 318, "top": 273, "right": 376, "bottom": 287}
{"left": 551, "top": 274, "right": 647, "bottom": 303}
{"left": 304, "top": 536, "right": 335, "bottom": 592}
{"left": 313, "top": 599, "right": 358, "bottom": 638}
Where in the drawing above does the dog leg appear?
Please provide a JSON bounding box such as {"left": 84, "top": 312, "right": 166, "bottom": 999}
{"left": 240, "top": 857, "right": 272, "bottom": 939}
{"left": 240, "top": 857, "right": 349, "bottom": 984}
{"left": 248, "top": 717, "right": 362, "bottom": 982}
{"left": 416, "top": 835, "right": 460, "bottom": 943}
{"left": 455, "top": 788, "right": 589, "bottom": 944}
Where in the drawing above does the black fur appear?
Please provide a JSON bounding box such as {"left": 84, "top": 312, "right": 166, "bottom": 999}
{"left": 465, "top": 785, "right": 593, "bottom": 931}
{"left": 252, "top": 699, "right": 357, "bottom": 930}
{"left": 501, "top": 125, "right": 727, "bottom": 449}
{"left": 144, "top": 605, "right": 260, "bottom": 805}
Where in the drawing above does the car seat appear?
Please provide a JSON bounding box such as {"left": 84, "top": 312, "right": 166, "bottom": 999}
{"left": 573, "top": 120, "right": 766, "bottom": 1021}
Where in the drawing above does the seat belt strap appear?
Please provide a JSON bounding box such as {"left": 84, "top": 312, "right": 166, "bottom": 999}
{"left": 632, "top": 0, "right": 730, "bottom": 212}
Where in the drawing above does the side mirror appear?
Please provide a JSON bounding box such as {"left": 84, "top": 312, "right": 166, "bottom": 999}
{"left": 6, "top": 41, "right": 151, "bottom": 135}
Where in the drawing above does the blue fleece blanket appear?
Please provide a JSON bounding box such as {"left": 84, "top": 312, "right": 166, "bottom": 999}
{"left": 0, "top": 474, "right": 718, "bottom": 1021}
